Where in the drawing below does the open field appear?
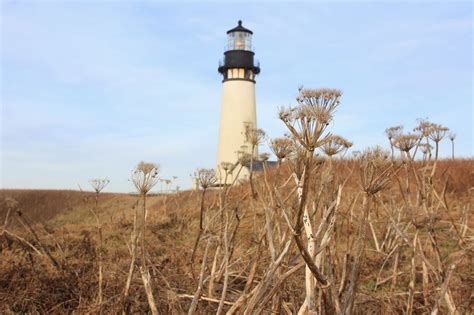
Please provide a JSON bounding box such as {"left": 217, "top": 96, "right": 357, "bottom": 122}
{"left": 1, "top": 158, "right": 472, "bottom": 314}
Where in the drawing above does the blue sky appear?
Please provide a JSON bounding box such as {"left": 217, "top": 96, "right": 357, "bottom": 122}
{"left": 1, "top": 1, "right": 472, "bottom": 192}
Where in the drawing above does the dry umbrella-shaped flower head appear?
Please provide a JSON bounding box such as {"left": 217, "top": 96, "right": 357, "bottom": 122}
{"left": 393, "top": 133, "right": 419, "bottom": 153}
{"left": 237, "top": 150, "right": 252, "bottom": 167}
{"left": 428, "top": 124, "right": 449, "bottom": 143}
{"left": 414, "top": 118, "right": 435, "bottom": 138}
{"left": 196, "top": 168, "right": 217, "bottom": 189}
{"left": 419, "top": 143, "right": 433, "bottom": 155}
{"left": 297, "top": 88, "right": 342, "bottom": 126}
{"left": 359, "top": 146, "right": 399, "bottom": 195}
{"left": 426, "top": 123, "right": 449, "bottom": 160}
{"left": 269, "top": 137, "right": 293, "bottom": 162}
{"left": 89, "top": 178, "right": 110, "bottom": 193}
{"left": 245, "top": 125, "right": 267, "bottom": 148}
{"left": 220, "top": 162, "right": 235, "bottom": 173}
{"left": 279, "top": 87, "right": 342, "bottom": 152}
{"left": 131, "top": 161, "right": 160, "bottom": 195}
{"left": 320, "top": 135, "right": 352, "bottom": 157}
{"left": 385, "top": 125, "right": 403, "bottom": 142}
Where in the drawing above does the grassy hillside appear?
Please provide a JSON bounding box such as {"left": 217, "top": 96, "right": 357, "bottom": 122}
{"left": 0, "top": 159, "right": 473, "bottom": 314}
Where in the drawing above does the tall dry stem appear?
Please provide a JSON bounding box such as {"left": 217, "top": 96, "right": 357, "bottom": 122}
{"left": 88, "top": 178, "right": 109, "bottom": 313}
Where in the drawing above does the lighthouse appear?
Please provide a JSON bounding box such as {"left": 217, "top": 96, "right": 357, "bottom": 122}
{"left": 216, "top": 20, "right": 260, "bottom": 183}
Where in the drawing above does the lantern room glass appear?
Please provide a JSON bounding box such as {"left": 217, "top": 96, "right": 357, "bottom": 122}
{"left": 227, "top": 31, "right": 252, "bottom": 51}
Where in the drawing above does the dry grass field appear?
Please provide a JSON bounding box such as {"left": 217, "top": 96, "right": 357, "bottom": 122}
{"left": 0, "top": 158, "right": 472, "bottom": 314}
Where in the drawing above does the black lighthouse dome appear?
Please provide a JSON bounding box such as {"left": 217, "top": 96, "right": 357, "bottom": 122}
{"left": 218, "top": 20, "right": 260, "bottom": 82}
{"left": 227, "top": 20, "right": 253, "bottom": 35}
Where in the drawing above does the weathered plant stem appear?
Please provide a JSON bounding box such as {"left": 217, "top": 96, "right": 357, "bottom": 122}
{"left": 188, "top": 238, "right": 211, "bottom": 315}
{"left": 123, "top": 204, "right": 138, "bottom": 309}
{"left": 341, "top": 194, "right": 370, "bottom": 314}
{"left": 139, "top": 193, "right": 158, "bottom": 315}
{"left": 89, "top": 191, "right": 104, "bottom": 312}
{"left": 208, "top": 244, "right": 221, "bottom": 298}
{"left": 191, "top": 188, "right": 207, "bottom": 264}
{"left": 406, "top": 230, "right": 418, "bottom": 315}
{"left": 14, "top": 209, "right": 61, "bottom": 270}
{"left": 217, "top": 201, "right": 230, "bottom": 314}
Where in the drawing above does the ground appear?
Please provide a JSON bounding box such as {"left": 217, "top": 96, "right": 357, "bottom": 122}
{"left": 0, "top": 159, "right": 473, "bottom": 314}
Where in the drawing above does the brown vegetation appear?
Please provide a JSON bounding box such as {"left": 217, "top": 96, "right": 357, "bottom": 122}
{"left": 1, "top": 87, "right": 472, "bottom": 314}
{"left": 0, "top": 158, "right": 472, "bottom": 313}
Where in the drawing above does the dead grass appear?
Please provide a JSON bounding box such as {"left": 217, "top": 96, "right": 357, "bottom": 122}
{"left": 0, "top": 159, "right": 472, "bottom": 313}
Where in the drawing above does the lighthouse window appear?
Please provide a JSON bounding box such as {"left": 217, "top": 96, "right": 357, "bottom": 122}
{"left": 228, "top": 32, "right": 252, "bottom": 51}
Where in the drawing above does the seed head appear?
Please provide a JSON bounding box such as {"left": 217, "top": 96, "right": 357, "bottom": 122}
{"left": 385, "top": 125, "right": 403, "bottom": 140}
{"left": 320, "top": 135, "right": 352, "bottom": 157}
{"left": 220, "top": 162, "right": 235, "bottom": 172}
{"left": 414, "top": 118, "right": 435, "bottom": 138}
{"left": 393, "top": 134, "right": 419, "bottom": 152}
{"left": 131, "top": 161, "right": 160, "bottom": 195}
{"left": 196, "top": 168, "right": 217, "bottom": 189}
{"left": 245, "top": 125, "right": 267, "bottom": 147}
{"left": 279, "top": 87, "right": 342, "bottom": 152}
{"left": 418, "top": 143, "right": 433, "bottom": 154}
{"left": 89, "top": 178, "right": 110, "bottom": 193}
{"left": 237, "top": 151, "right": 252, "bottom": 166}
{"left": 359, "top": 146, "right": 398, "bottom": 195}
{"left": 269, "top": 137, "right": 293, "bottom": 162}
{"left": 428, "top": 124, "right": 449, "bottom": 143}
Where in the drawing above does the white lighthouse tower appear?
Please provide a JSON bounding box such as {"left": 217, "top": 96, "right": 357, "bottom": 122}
{"left": 216, "top": 20, "right": 260, "bottom": 184}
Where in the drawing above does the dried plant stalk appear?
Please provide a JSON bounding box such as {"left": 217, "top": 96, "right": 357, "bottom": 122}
{"left": 188, "top": 238, "right": 211, "bottom": 315}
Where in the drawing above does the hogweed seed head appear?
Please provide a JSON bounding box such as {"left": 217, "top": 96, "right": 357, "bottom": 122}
{"left": 278, "top": 106, "right": 294, "bottom": 123}
{"left": 394, "top": 134, "right": 419, "bottom": 153}
{"left": 220, "top": 162, "right": 235, "bottom": 172}
{"left": 428, "top": 124, "right": 449, "bottom": 143}
{"left": 245, "top": 125, "right": 267, "bottom": 147}
{"left": 237, "top": 151, "right": 252, "bottom": 166}
{"left": 196, "top": 168, "right": 217, "bottom": 189}
{"left": 414, "top": 118, "right": 435, "bottom": 138}
{"left": 89, "top": 178, "right": 110, "bottom": 193}
{"left": 270, "top": 137, "right": 293, "bottom": 162}
{"left": 385, "top": 125, "right": 403, "bottom": 141}
{"left": 418, "top": 143, "right": 433, "bottom": 154}
{"left": 320, "top": 135, "right": 352, "bottom": 157}
{"left": 279, "top": 87, "right": 342, "bottom": 152}
{"left": 132, "top": 161, "right": 160, "bottom": 195}
{"left": 359, "top": 146, "right": 398, "bottom": 195}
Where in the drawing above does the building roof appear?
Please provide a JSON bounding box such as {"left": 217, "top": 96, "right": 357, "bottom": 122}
{"left": 227, "top": 20, "right": 253, "bottom": 35}
{"left": 242, "top": 160, "right": 277, "bottom": 172}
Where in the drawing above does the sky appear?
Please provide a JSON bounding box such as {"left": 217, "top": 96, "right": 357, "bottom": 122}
{"left": 1, "top": 1, "right": 472, "bottom": 192}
